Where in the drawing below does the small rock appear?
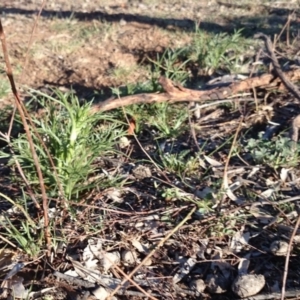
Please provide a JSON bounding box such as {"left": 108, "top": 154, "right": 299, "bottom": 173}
{"left": 270, "top": 240, "right": 289, "bottom": 256}
{"left": 138, "top": 3, "right": 148, "bottom": 10}
{"left": 122, "top": 250, "right": 138, "bottom": 265}
{"left": 143, "top": 257, "right": 152, "bottom": 266}
{"left": 119, "top": 18, "right": 127, "bottom": 26}
{"left": 190, "top": 279, "right": 206, "bottom": 293}
{"left": 92, "top": 286, "right": 112, "bottom": 300}
{"left": 102, "top": 251, "right": 121, "bottom": 271}
{"left": 132, "top": 165, "right": 152, "bottom": 180}
{"left": 206, "top": 273, "right": 229, "bottom": 294}
{"left": 92, "top": 286, "right": 108, "bottom": 300}
{"left": 173, "top": 258, "right": 197, "bottom": 284}
{"left": 119, "top": 136, "right": 130, "bottom": 148}
{"left": 232, "top": 274, "right": 265, "bottom": 298}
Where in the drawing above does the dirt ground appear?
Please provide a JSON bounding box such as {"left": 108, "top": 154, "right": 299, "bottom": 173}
{"left": 1, "top": 0, "right": 299, "bottom": 102}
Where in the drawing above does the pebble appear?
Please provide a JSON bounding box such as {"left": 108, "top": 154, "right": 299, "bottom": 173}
{"left": 232, "top": 274, "right": 265, "bottom": 298}
{"left": 122, "top": 250, "right": 138, "bottom": 265}
{"left": 190, "top": 279, "right": 206, "bottom": 293}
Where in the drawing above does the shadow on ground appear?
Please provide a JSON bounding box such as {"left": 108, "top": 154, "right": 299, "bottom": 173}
{"left": 1, "top": 5, "right": 299, "bottom": 37}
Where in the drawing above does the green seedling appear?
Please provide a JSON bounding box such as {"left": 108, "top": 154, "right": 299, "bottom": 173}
{"left": 150, "top": 103, "right": 188, "bottom": 139}
{"left": 189, "top": 26, "right": 247, "bottom": 74}
{"left": 148, "top": 48, "right": 190, "bottom": 85}
{"left": 246, "top": 133, "right": 300, "bottom": 169}
{"left": 0, "top": 90, "right": 126, "bottom": 201}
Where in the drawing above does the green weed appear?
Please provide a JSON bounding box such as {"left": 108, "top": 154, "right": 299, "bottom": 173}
{"left": 159, "top": 149, "right": 191, "bottom": 174}
{"left": 189, "top": 27, "right": 248, "bottom": 75}
{"left": 245, "top": 133, "right": 300, "bottom": 169}
{"left": 0, "top": 90, "right": 126, "bottom": 201}
{"left": 0, "top": 80, "right": 10, "bottom": 99}
{"left": 161, "top": 187, "right": 213, "bottom": 215}
{"left": 149, "top": 103, "right": 188, "bottom": 139}
{"left": 148, "top": 48, "right": 190, "bottom": 85}
{"left": 1, "top": 217, "right": 42, "bottom": 257}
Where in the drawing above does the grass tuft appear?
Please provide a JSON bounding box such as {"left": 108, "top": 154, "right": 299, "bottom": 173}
{"left": 1, "top": 90, "right": 126, "bottom": 201}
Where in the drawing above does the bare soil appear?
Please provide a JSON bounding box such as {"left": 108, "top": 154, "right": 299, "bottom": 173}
{"left": 1, "top": 0, "right": 299, "bottom": 101}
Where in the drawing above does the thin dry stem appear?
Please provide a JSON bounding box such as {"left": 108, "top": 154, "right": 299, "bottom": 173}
{"left": 281, "top": 213, "right": 300, "bottom": 300}
{"left": 291, "top": 115, "right": 300, "bottom": 142}
{"left": 0, "top": 132, "right": 41, "bottom": 210}
{"left": 103, "top": 252, "right": 158, "bottom": 300}
{"left": 220, "top": 117, "right": 243, "bottom": 204}
{"left": 275, "top": 11, "right": 294, "bottom": 46}
{"left": 0, "top": 233, "right": 19, "bottom": 250}
{"left": 8, "top": 0, "right": 46, "bottom": 138}
{"left": 7, "top": 0, "right": 67, "bottom": 209}
{"left": 0, "top": 19, "right": 52, "bottom": 255}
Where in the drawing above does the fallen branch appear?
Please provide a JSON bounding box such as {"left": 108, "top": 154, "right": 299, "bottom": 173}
{"left": 91, "top": 69, "right": 300, "bottom": 113}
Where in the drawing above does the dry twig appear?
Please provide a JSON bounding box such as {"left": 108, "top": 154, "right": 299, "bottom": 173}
{"left": 0, "top": 19, "right": 52, "bottom": 254}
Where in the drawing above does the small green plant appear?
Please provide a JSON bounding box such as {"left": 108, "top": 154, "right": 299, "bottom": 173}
{"left": 1, "top": 90, "right": 126, "bottom": 200}
{"left": 189, "top": 26, "right": 247, "bottom": 74}
{"left": 112, "top": 101, "right": 188, "bottom": 138}
{"left": 149, "top": 103, "right": 188, "bottom": 139}
{"left": 161, "top": 187, "right": 213, "bottom": 214}
{"left": 111, "top": 84, "right": 158, "bottom": 134}
{"left": 0, "top": 80, "right": 10, "bottom": 98}
{"left": 111, "top": 79, "right": 157, "bottom": 99}
{"left": 245, "top": 133, "right": 300, "bottom": 169}
{"left": 1, "top": 217, "right": 42, "bottom": 257}
{"left": 148, "top": 48, "right": 190, "bottom": 85}
{"left": 78, "top": 20, "right": 113, "bottom": 42}
{"left": 50, "top": 13, "right": 77, "bottom": 32}
{"left": 208, "top": 215, "right": 238, "bottom": 237}
{"left": 125, "top": 80, "right": 159, "bottom": 95}
{"left": 159, "top": 149, "right": 190, "bottom": 174}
